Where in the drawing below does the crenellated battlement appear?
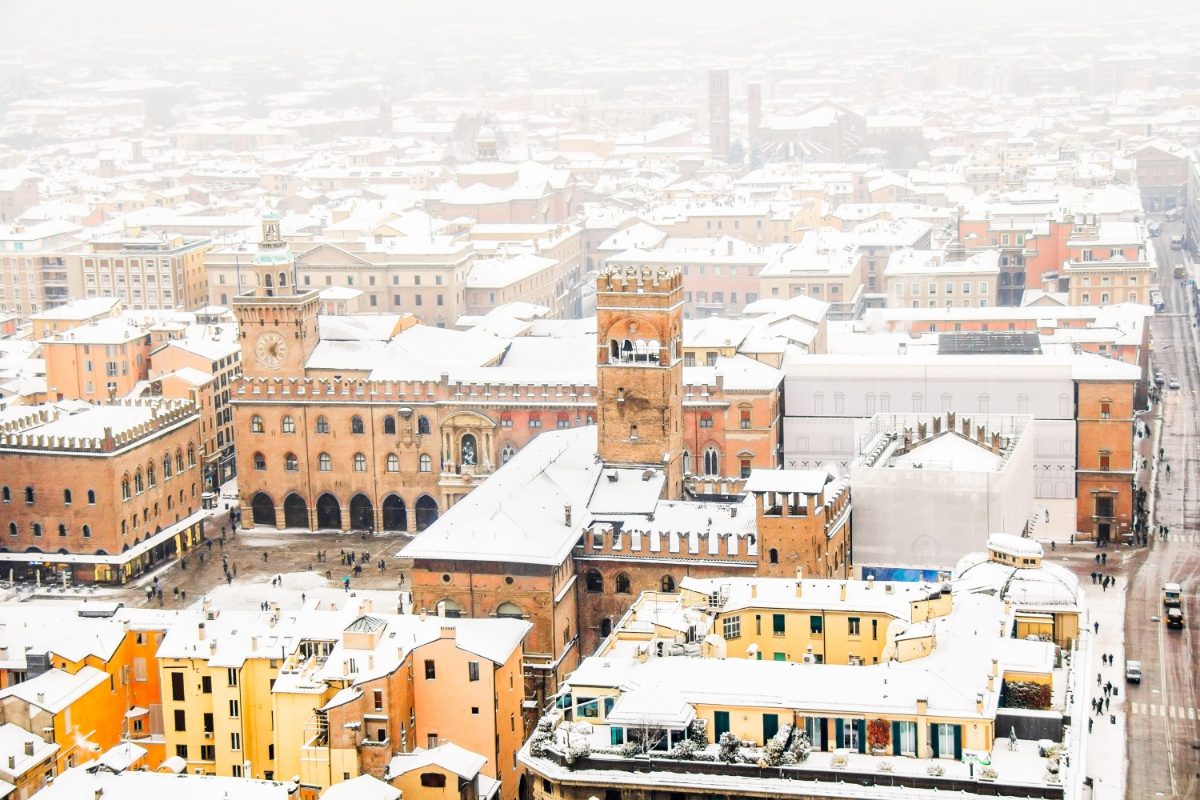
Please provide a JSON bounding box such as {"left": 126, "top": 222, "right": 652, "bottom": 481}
{"left": 575, "top": 516, "right": 759, "bottom": 564}
{"left": 0, "top": 397, "right": 196, "bottom": 453}
{"left": 234, "top": 373, "right": 598, "bottom": 404}
{"left": 597, "top": 265, "right": 684, "bottom": 294}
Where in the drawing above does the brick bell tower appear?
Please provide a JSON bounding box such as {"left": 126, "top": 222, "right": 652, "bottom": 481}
{"left": 595, "top": 265, "right": 685, "bottom": 499}
{"left": 232, "top": 211, "right": 320, "bottom": 378}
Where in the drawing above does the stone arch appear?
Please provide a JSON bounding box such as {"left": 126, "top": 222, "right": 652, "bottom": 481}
{"left": 496, "top": 601, "right": 524, "bottom": 619}
{"left": 283, "top": 493, "right": 308, "bottom": 528}
{"left": 349, "top": 493, "right": 374, "bottom": 530}
{"left": 315, "top": 493, "right": 341, "bottom": 529}
{"left": 415, "top": 495, "right": 439, "bottom": 531}
{"left": 250, "top": 492, "right": 274, "bottom": 526}
{"left": 382, "top": 495, "right": 407, "bottom": 531}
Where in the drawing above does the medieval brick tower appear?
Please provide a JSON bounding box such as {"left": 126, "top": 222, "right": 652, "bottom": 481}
{"left": 232, "top": 212, "right": 320, "bottom": 378}
{"left": 595, "top": 265, "right": 685, "bottom": 499}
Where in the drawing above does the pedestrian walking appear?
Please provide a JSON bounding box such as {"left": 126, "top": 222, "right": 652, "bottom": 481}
{"left": 262, "top": 551, "right": 269, "bottom": 562}
{"left": 1094, "top": 621, "right": 1100, "bottom": 634}
{"left": 1101, "top": 553, "right": 1107, "bottom": 566}
{"left": 1105, "top": 696, "right": 1110, "bottom": 712}
{"left": 1088, "top": 717, "right": 1094, "bottom": 733}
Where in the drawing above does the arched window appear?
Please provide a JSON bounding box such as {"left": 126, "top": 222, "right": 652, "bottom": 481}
{"left": 146, "top": 462, "right": 156, "bottom": 486}
{"left": 134, "top": 470, "right": 144, "bottom": 494}
{"left": 438, "top": 599, "right": 463, "bottom": 619}
{"left": 253, "top": 452, "right": 267, "bottom": 470}
{"left": 660, "top": 575, "right": 676, "bottom": 593}
{"left": 383, "top": 417, "right": 396, "bottom": 435}
{"left": 769, "top": 548, "right": 779, "bottom": 564}
{"left": 278, "top": 271, "right": 288, "bottom": 287}
{"left": 682, "top": 450, "right": 691, "bottom": 475}
{"left": 87, "top": 490, "right": 96, "bottom": 505}
{"left": 82, "top": 525, "right": 91, "bottom": 539}
{"left": 250, "top": 415, "right": 264, "bottom": 433}
{"left": 315, "top": 416, "right": 330, "bottom": 434}
{"left": 417, "top": 416, "right": 431, "bottom": 435}
{"left": 556, "top": 412, "right": 570, "bottom": 429}
{"left": 585, "top": 569, "right": 603, "bottom": 593}
{"left": 353, "top": 453, "right": 367, "bottom": 472}
{"left": 351, "top": 416, "right": 365, "bottom": 434}
{"left": 58, "top": 524, "right": 66, "bottom": 537}
{"left": 63, "top": 489, "right": 72, "bottom": 505}
{"left": 418, "top": 454, "right": 432, "bottom": 473}
{"left": 281, "top": 415, "right": 295, "bottom": 434}
{"left": 187, "top": 445, "right": 196, "bottom": 467}
{"left": 175, "top": 449, "right": 184, "bottom": 473}
{"left": 32, "top": 523, "right": 42, "bottom": 538}
{"left": 121, "top": 476, "right": 131, "bottom": 501}
{"left": 615, "top": 573, "right": 632, "bottom": 594}
{"left": 7, "top": 522, "right": 15, "bottom": 537}
{"left": 460, "top": 434, "right": 477, "bottom": 466}
{"left": 501, "top": 444, "right": 516, "bottom": 464}
{"left": 163, "top": 453, "right": 172, "bottom": 478}
{"left": 703, "top": 447, "right": 719, "bottom": 476}
{"left": 386, "top": 453, "right": 400, "bottom": 472}
{"left": 699, "top": 412, "right": 713, "bottom": 428}
{"left": 496, "top": 602, "right": 524, "bottom": 619}
{"left": 318, "top": 453, "right": 333, "bottom": 471}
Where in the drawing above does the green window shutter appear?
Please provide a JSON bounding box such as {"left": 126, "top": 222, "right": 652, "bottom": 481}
{"left": 773, "top": 613, "right": 785, "bottom": 634}
{"left": 892, "top": 721, "right": 901, "bottom": 756}
{"left": 835, "top": 718, "right": 844, "bottom": 747}
{"left": 819, "top": 718, "right": 829, "bottom": 750}
{"left": 610, "top": 727, "right": 623, "bottom": 746}
{"left": 952, "top": 724, "right": 963, "bottom": 760}
{"left": 930, "top": 724, "right": 940, "bottom": 758}
{"left": 763, "top": 713, "right": 779, "bottom": 742}
{"left": 772, "top": 652, "right": 785, "bottom": 661}
{"left": 856, "top": 719, "right": 866, "bottom": 753}
{"left": 714, "top": 711, "right": 730, "bottom": 738}
{"left": 603, "top": 697, "right": 615, "bottom": 716}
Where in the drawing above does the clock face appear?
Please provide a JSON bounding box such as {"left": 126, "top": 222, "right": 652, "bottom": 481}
{"left": 254, "top": 331, "right": 288, "bottom": 370}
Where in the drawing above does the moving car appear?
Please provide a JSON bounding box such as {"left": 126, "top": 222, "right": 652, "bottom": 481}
{"left": 1148, "top": 223, "right": 1162, "bottom": 236}
{"left": 1166, "top": 608, "right": 1184, "bottom": 629}
{"left": 1155, "top": 371, "right": 1166, "bottom": 386}
{"left": 1163, "top": 582, "right": 1182, "bottom": 608}
{"left": 1170, "top": 234, "right": 1184, "bottom": 250}
{"left": 1168, "top": 378, "right": 1180, "bottom": 390}
{"left": 1125, "top": 660, "right": 1142, "bottom": 683}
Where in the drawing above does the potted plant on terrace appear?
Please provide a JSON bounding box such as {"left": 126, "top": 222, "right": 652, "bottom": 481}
{"left": 867, "top": 718, "right": 891, "bottom": 756}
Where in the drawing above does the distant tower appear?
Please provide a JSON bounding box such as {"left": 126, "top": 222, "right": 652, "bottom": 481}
{"left": 747, "top": 82, "right": 762, "bottom": 148}
{"left": 595, "top": 265, "right": 685, "bottom": 499}
{"left": 708, "top": 68, "right": 731, "bottom": 158}
{"left": 378, "top": 94, "right": 393, "bottom": 135}
{"left": 476, "top": 125, "right": 499, "bottom": 161}
{"left": 231, "top": 211, "right": 319, "bottom": 378}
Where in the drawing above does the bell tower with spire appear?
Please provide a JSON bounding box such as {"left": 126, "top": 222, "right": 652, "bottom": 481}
{"left": 232, "top": 210, "right": 319, "bottom": 378}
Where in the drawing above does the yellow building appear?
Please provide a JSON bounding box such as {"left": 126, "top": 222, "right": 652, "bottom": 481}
{"left": 523, "top": 542, "right": 1082, "bottom": 799}
{"left": 156, "top": 598, "right": 529, "bottom": 800}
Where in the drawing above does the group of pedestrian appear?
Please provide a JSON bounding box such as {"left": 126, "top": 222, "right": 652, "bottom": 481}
{"left": 1089, "top": 571, "right": 1117, "bottom": 591}
{"left": 144, "top": 576, "right": 166, "bottom": 606}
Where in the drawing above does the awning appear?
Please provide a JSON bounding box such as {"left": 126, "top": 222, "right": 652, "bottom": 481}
{"left": 124, "top": 706, "right": 149, "bottom": 718}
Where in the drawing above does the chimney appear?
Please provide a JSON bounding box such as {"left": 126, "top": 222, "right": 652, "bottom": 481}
{"left": 36, "top": 692, "right": 44, "bottom": 705}
{"left": 750, "top": 583, "right": 758, "bottom": 599}
{"left": 839, "top": 583, "right": 847, "bottom": 601}
{"left": 987, "top": 674, "right": 995, "bottom": 692}
{"left": 7, "top": 756, "right": 13, "bottom": 770}
{"left": 916, "top": 698, "right": 928, "bottom": 715}
{"left": 198, "top": 622, "right": 206, "bottom": 640}
{"left": 866, "top": 575, "right": 875, "bottom": 590}
{"left": 250, "top": 636, "right": 258, "bottom": 652}
{"left": 795, "top": 582, "right": 803, "bottom": 598}
{"left": 991, "top": 658, "right": 999, "bottom": 677}
{"left": 564, "top": 505, "right": 572, "bottom": 527}
{"left": 975, "top": 693, "right": 984, "bottom": 714}
{"left": 23, "top": 741, "right": 33, "bottom": 756}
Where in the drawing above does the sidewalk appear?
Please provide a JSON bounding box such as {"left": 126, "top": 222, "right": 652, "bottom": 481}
{"left": 1079, "top": 567, "right": 1129, "bottom": 800}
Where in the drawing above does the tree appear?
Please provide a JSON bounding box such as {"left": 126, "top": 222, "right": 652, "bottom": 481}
{"left": 629, "top": 717, "right": 668, "bottom": 755}
{"left": 726, "top": 139, "right": 745, "bottom": 166}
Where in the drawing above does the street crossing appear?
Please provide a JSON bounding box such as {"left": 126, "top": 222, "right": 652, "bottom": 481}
{"left": 1130, "top": 703, "right": 1198, "bottom": 719}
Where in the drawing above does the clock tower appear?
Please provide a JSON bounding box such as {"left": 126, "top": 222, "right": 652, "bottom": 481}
{"left": 232, "top": 212, "right": 319, "bottom": 378}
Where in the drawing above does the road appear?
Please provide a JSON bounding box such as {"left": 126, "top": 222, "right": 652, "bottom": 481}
{"left": 1124, "top": 218, "right": 1200, "bottom": 800}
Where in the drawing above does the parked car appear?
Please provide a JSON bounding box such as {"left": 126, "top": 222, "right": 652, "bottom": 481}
{"left": 1125, "top": 660, "right": 1142, "bottom": 683}
{"left": 1149, "top": 223, "right": 1162, "bottom": 236}
{"left": 1168, "top": 378, "right": 1181, "bottom": 390}
{"left": 1170, "top": 234, "right": 1185, "bottom": 250}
